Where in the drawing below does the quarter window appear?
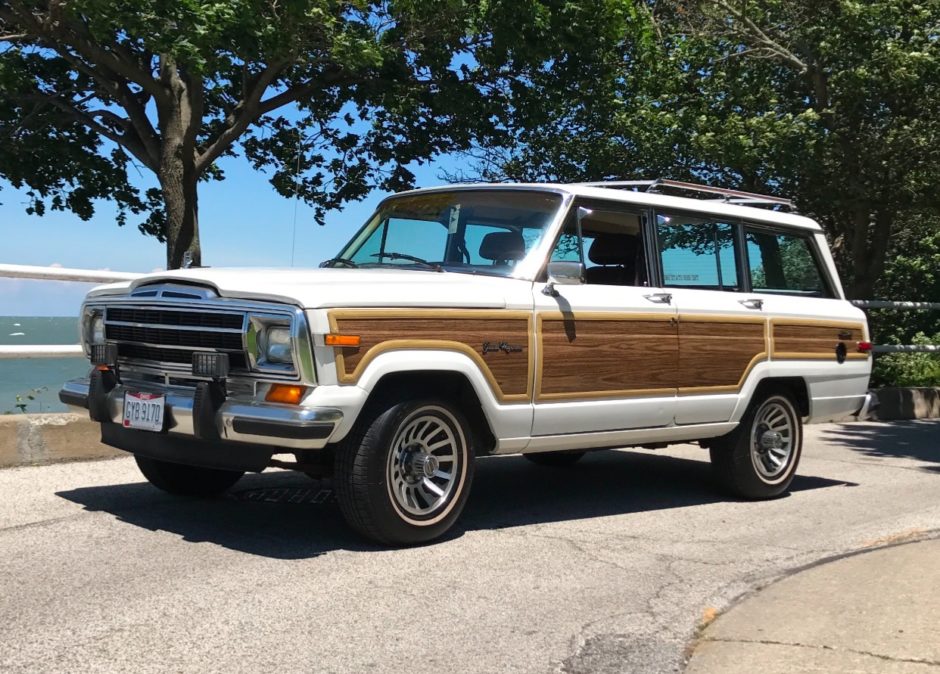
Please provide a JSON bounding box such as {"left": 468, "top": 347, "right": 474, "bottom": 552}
{"left": 745, "top": 229, "right": 831, "bottom": 297}
{"left": 657, "top": 214, "right": 739, "bottom": 291}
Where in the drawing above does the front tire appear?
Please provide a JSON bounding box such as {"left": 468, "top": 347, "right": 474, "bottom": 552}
{"left": 135, "top": 456, "right": 244, "bottom": 496}
{"left": 710, "top": 391, "right": 803, "bottom": 499}
{"left": 335, "top": 399, "right": 475, "bottom": 546}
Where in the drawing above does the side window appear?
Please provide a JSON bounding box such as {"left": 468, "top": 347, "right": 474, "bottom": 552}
{"left": 657, "top": 213, "right": 739, "bottom": 291}
{"left": 549, "top": 204, "right": 646, "bottom": 286}
{"left": 745, "top": 228, "right": 832, "bottom": 297}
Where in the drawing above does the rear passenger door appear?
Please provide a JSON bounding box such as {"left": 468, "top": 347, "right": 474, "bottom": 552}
{"left": 654, "top": 211, "right": 769, "bottom": 425}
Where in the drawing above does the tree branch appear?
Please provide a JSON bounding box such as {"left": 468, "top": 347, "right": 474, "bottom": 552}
{"left": 708, "top": 0, "right": 808, "bottom": 73}
{"left": 5, "top": 0, "right": 169, "bottom": 105}
{"left": 195, "top": 58, "right": 293, "bottom": 172}
{"left": 37, "top": 94, "right": 155, "bottom": 169}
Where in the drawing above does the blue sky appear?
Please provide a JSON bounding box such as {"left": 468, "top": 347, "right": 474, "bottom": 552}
{"left": 0, "top": 152, "right": 459, "bottom": 316}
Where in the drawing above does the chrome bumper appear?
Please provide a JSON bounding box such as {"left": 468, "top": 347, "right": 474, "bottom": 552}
{"left": 59, "top": 378, "right": 342, "bottom": 450}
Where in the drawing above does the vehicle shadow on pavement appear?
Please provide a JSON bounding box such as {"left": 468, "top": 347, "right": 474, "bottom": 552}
{"left": 822, "top": 420, "right": 940, "bottom": 473}
{"left": 55, "top": 450, "right": 852, "bottom": 558}
{"left": 460, "top": 450, "right": 852, "bottom": 532}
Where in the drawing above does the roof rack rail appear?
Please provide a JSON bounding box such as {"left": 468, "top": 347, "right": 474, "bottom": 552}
{"left": 574, "top": 178, "right": 795, "bottom": 212}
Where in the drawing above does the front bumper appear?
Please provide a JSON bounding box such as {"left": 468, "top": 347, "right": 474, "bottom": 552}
{"left": 59, "top": 377, "right": 343, "bottom": 451}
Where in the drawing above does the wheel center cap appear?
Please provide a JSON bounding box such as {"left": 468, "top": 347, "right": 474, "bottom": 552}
{"left": 760, "top": 430, "right": 784, "bottom": 450}
{"left": 404, "top": 450, "right": 439, "bottom": 480}
{"left": 414, "top": 453, "right": 439, "bottom": 479}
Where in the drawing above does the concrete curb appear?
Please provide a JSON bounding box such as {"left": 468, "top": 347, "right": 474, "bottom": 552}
{"left": 870, "top": 387, "right": 940, "bottom": 421}
{"left": 686, "top": 535, "right": 940, "bottom": 673}
{"left": 0, "top": 413, "right": 122, "bottom": 468}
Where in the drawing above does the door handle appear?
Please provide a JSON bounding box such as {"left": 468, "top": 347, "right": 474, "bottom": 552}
{"left": 644, "top": 293, "right": 672, "bottom": 304}
{"left": 739, "top": 298, "right": 764, "bottom": 310}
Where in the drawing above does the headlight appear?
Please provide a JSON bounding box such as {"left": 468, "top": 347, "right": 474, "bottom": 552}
{"left": 91, "top": 314, "right": 105, "bottom": 343}
{"left": 81, "top": 308, "right": 105, "bottom": 346}
{"left": 263, "top": 326, "right": 293, "bottom": 365}
{"left": 247, "top": 314, "right": 298, "bottom": 373}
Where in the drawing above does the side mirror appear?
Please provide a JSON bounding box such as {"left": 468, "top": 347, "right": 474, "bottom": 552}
{"left": 543, "top": 261, "right": 585, "bottom": 296}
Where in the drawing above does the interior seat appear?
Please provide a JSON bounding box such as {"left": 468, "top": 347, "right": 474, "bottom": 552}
{"left": 479, "top": 230, "right": 526, "bottom": 266}
{"left": 585, "top": 234, "right": 639, "bottom": 285}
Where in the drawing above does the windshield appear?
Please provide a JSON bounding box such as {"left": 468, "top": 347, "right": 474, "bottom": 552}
{"left": 333, "top": 190, "right": 564, "bottom": 276}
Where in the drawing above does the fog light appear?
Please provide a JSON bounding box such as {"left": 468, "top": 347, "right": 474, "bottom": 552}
{"left": 192, "top": 352, "right": 230, "bottom": 379}
{"left": 90, "top": 342, "right": 118, "bottom": 367}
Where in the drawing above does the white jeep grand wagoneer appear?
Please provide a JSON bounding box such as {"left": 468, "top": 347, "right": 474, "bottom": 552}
{"left": 61, "top": 180, "right": 872, "bottom": 544}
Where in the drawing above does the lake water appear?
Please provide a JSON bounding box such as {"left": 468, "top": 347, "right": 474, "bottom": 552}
{"left": 0, "top": 316, "right": 87, "bottom": 414}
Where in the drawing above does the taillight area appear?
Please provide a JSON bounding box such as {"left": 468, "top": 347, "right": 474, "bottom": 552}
{"left": 857, "top": 341, "right": 873, "bottom": 353}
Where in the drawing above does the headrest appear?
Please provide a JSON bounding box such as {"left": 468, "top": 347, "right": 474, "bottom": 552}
{"left": 588, "top": 234, "right": 639, "bottom": 266}
{"left": 479, "top": 230, "right": 526, "bottom": 262}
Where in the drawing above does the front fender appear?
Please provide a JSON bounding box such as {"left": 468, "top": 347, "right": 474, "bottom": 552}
{"left": 326, "top": 348, "right": 533, "bottom": 447}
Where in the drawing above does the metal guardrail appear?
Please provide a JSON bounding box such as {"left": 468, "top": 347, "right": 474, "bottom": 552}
{"left": 0, "top": 263, "right": 140, "bottom": 284}
{"left": 1, "top": 264, "right": 936, "bottom": 357}
{"left": 0, "top": 345, "right": 84, "bottom": 359}
{"left": 851, "top": 300, "right": 940, "bottom": 354}
{"left": 1, "top": 263, "right": 142, "bottom": 359}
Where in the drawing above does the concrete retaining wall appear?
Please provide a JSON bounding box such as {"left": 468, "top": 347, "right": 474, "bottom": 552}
{"left": 871, "top": 387, "right": 940, "bottom": 421}
{"left": 0, "top": 413, "right": 122, "bottom": 468}
{"left": 0, "top": 386, "right": 937, "bottom": 469}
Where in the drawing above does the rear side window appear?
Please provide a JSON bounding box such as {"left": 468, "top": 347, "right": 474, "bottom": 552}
{"left": 745, "top": 229, "right": 832, "bottom": 297}
{"left": 657, "top": 214, "right": 739, "bottom": 291}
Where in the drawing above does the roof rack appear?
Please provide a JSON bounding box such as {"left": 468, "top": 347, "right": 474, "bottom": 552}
{"left": 574, "top": 178, "right": 795, "bottom": 212}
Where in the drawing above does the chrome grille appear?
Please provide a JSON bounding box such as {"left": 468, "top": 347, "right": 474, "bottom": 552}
{"left": 107, "top": 307, "right": 243, "bottom": 330}
{"left": 103, "top": 305, "right": 248, "bottom": 372}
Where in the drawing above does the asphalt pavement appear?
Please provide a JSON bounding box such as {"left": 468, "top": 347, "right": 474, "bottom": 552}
{"left": 0, "top": 420, "right": 938, "bottom": 673}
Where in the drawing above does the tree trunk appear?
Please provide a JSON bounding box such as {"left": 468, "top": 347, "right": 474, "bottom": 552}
{"left": 845, "top": 208, "right": 892, "bottom": 300}
{"left": 157, "top": 62, "right": 202, "bottom": 270}
{"left": 159, "top": 153, "right": 200, "bottom": 270}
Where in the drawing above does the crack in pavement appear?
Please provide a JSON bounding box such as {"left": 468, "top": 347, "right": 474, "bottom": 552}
{"left": 699, "top": 636, "right": 940, "bottom": 668}
{"left": 0, "top": 512, "right": 86, "bottom": 535}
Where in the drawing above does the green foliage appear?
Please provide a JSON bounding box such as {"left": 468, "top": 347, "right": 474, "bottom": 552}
{"left": 3, "top": 386, "right": 48, "bottom": 414}
{"left": 871, "top": 334, "right": 940, "bottom": 388}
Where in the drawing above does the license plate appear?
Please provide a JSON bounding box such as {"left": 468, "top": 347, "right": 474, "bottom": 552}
{"left": 122, "top": 392, "right": 165, "bottom": 432}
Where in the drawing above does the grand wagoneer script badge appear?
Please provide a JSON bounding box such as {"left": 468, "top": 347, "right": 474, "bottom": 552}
{"left": 482, "top": 341, "right": 524, "bottom": 355}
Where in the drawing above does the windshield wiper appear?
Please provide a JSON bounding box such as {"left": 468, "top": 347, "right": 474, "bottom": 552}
{"left": 371, "top": 252, "right": 443, "bottom": 271}
{"left": 319, "top": 257, "right": 358, "bottom": 268}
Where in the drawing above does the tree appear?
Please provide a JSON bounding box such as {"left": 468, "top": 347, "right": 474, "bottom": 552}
{"left": 0, "top": 0, "right": 628, "bottom": 269}
{"left": 472, "top": 0, "right": 940, "bottom": 299}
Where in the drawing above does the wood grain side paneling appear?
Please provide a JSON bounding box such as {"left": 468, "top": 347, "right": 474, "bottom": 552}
{"left": 329, "top": 310, "right": 532, "bottom": 401}
{"left": 678, "top": 319, "right": 766, "bottom": 391}
{"left": 537, "top": 314, "right": 678, "bottom": 399}
{"left": 772, "top": 320, "right": 868, "bottom": 361}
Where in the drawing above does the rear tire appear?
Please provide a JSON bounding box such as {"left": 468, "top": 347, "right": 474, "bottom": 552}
{"left": 135, "top": 455, "right": 244, "bottom": 496}
{"left": 523, "top": 451, "right": 586, "bottom": 467}
{"left": 335, "top": 398, "right": 475, "bottom": 546}
{"left": 710, "top": 391, "right": 803, "bottom": 499}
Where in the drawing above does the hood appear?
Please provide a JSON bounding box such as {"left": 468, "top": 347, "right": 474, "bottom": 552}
{"left": 87, "top": 267, "right": 534, "bottom": 310}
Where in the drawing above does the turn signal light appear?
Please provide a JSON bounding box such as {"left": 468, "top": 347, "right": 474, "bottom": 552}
{"left": 265, "top": 384, "right": 307, "bottom": 405}
{"left": 857, "top": 341, "right": 873, "bottom": 353}
{"left": 325, "top": 334, "right": 361, "bottom": 347}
